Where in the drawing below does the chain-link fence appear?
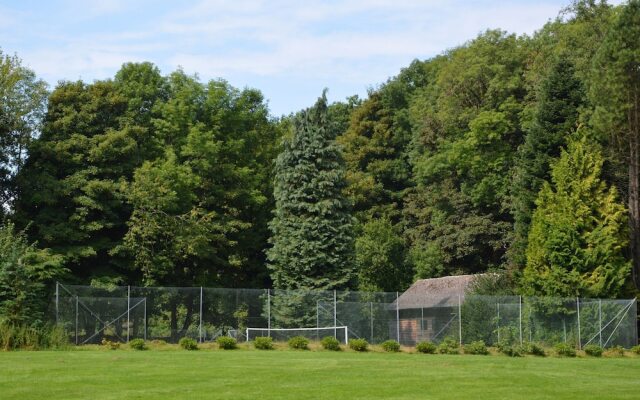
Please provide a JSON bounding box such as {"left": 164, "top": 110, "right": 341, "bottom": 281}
{"left": 55, "top": 283, "right": 638, "bottom": 348}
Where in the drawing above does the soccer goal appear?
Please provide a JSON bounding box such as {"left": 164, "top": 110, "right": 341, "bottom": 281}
{"left": 246, "top": 326, "right": 349, "bottom": 344}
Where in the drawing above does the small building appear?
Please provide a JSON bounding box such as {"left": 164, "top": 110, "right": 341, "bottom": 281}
{"left": 393, "top": 274, "right": 481, "bottom": 345}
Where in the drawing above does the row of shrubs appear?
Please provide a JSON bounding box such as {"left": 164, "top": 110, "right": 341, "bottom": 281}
{"left": 111, "top": 335, "right": 640, "bottom": 358}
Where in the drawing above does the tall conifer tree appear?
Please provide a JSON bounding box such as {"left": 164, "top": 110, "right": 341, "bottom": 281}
{"left": 267, "top": 93, "right": 354, "bottom": 290}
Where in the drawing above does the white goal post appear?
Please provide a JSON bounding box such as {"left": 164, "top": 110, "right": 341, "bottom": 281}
{"left": 246, "top": 326, "right": 349, "bottom": 344}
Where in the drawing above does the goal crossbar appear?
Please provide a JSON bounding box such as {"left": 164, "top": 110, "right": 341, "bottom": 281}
{"left": 246, "top": 326, "right": 348, "bottom": 344}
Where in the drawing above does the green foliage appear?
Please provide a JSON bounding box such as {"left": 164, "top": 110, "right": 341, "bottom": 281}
{"left": 497, "top": 343, "right": 523, "bottom": 357}
{"left": 583, "top": 344, "right": 603, "bottom": 357}
{"left": 355, "top": 217, "right": 409, "bottom": 291}
{"left": 381, "top": 340, "right": 400, "bottom": 353}
{"left": 436, "top": 337, "right": 460, "bottom": 355}
{"left": 0, "top": 222, "right": 65, "bottom": 325}
{"left": 510, "top": 58, "right": 584, "bottom": 269}
{"left": 523, "top": 138, "right": 630, "bottom": 298}
{"left": 0, "top": 50, "right": 48, "bottom": 214}
{"left": 320, "top": 336, "right": 341, "bottom": 351}
{"left": 590, "top": 0, "right": 640, "bottom": 290}
{"left": 129, "top": 339, "right": 147, "bottom": 351}
{"left": 415, "top": 341, "right": 437, "bottom": 354}
{"left": 178, "top": 337, "right": 198, "bottom": 350}
{"left": 630, "top": 345, "right": 640, "bottom": 355}
{"left": 268, "top": 93, "right": 354, "bottom": 291}
{"left": 0, "top": 322, "right": 67, "bottom": 350}
{"left": 348, "top": 338, "right": 369, "bottom": 352}
{"left": 216, "top": 336, "right": 237, "bottom": 350}
{"left": 463, "top": 341, "right": 489, "bottom": 355}
{"left": 604, "top": 345, "right": 625, "bottom": 357}
{"left": 554, "top": 343, "right": 576, "bottom": 357}
{"left": 101, "top": 338, "right": 121, "bottom": 350}
{"left": 287, "top": 336, "right": 309, "bottom": 350}
{"left": 253, "top": 336, "right": 274, "bottom": 350}
{"left": 523, "top": 342, "right": 546, "bottom": 357}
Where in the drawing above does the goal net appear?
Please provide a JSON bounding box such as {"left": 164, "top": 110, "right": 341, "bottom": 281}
{"left": 246, "top": 326, "right": 349, "bottom": 344}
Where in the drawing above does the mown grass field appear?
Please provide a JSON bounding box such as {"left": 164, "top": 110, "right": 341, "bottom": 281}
{"left": 1, "top": 347, "right": 639, "bottom": 400}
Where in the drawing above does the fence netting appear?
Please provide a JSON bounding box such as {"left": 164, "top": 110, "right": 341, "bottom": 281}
{"left": 55, "top": 283, "right": 637, "bottom": 348}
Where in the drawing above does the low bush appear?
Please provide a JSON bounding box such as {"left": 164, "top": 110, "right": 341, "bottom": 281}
{"left": 288, "top": 336, "right": 309, "bottom": 350}
{"left": 554, "top": 343, "right": 576, "bottom": 357}
{"left": 321, "top": 336, "right": 341, "bottom": 351}
{"left": 605, "top": 345, "right": 625, "bottom": 357}
{"left": 253, "top": 336, "right": 274, "bottom": 350}
{"left": 128, "top": 338, "right": 147, "bottom": 351}
{"left": 349, "top": 338, "right": 369, "bottom": 352}
{"left": 497, "top": 341, "right": 522, "bottom": 357}
{"left": 416, "top": 341, "right": 437, "bottom": 354}
{"left": 463, "top": 340, "right": 488, "bottom": 355}
{"left": 437, "top": 337, "right": 459, "bottom": 355}
{"left": 150, "top": 339, "right": 167, "bottom": 346}
{"left": 583, "top": 344, "right": 603, "bottom": 357}
{"left": 631, "top": 345, "right": 640, "bottom": 355}
{"left": 216, "top": 336, "right": 237, "bottom": 350}
{"left": 381, "top": 340, "right": 400, "bottom": 353}
{"left": 101, "top": 338, "right": 120, "bottom": 350}
{"left": 178, "top": 337, "right": 198, "bottom": 350}
{"left": 523, "top": 342, "right": 546, "bottom": 357}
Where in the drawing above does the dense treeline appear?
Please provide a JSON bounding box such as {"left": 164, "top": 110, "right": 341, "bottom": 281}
{"left": 1, "top": 0, "right": 639, "bottom": 327}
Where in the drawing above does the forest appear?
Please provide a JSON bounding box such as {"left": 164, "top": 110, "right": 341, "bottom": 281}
{"left": 1, "top": 0, "right": 639, "bottom": 327}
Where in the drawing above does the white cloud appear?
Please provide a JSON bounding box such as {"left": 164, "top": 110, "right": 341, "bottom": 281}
{"left": 3, "top": 0, "right": 580, "bottom": 113}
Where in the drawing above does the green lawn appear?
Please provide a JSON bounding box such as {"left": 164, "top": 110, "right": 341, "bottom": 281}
{"left": 1, "top": 349, "right": 639, "bottom": 399}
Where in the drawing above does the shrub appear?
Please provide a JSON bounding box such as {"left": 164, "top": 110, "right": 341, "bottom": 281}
{"left": 253, "top": 336, "right": 274, "bottom": 350}
{"left": 631, "top": 345, "right": 640, "bottom": 355}
{"left": 321, "top": 336, "right": 341, "bottom": 351}
{"left": 349, "top": 338, "right": 369, "bottom": 352}
{"left": 129, "top": 338, "right": 147, "bottom": 351}
{"left": 101, "top": 338, "right": 120, "bottom": 350}
{"left": 605, "top": 345, "right": 625, "bottom": 357}
{"left": 523, "top": 342, "right": 546, "bottom": 357}
{"left": 288, "top": 336, "right": 309, "bottom": 350}
{"left": 583, "top": 344, "right": 603, "bottom": 357}
{"left": 179, "top": 337, "right": 198, "bottom": 350}
{"left": 463, "top": 340, "right": 488, "bottom": 355}
{"left": 381, "top": 340, "right": 401, "bottom": 353}
{"left": 150, "top": 339, "right": 167, "bottom": 346}
{"left": 554, "top": 343, "right": 576, "bottom": 357}
{"left": 416, "top": 341, "right": 437, "bottom": 354}
{"left": 216, "top": 336, "right": 237, "bottom": 350}
{"left": 497, "top": 341, "right": 522, "bottom": 357}
{"left": 437, "top": 337, "right": 459, "bottom": 355}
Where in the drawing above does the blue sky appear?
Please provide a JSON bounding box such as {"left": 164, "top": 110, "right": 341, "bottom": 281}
{"left": 0, "top": 0, "right": 623, "bottom": 115}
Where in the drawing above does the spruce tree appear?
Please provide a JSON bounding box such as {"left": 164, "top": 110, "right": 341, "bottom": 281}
{"left": 267, "top": 93, "right": 354, "bottom": 290}
{"left": 510, "top": 58, "right": 584, "bottom": 269}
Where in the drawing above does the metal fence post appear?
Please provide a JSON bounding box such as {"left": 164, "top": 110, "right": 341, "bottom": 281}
{"left": 334, "top": 290, "right": 337, "bottom": 339}
{"left": 267, "top": 289, "right": 271, "bottom": 337}
{"left": 55, "top": 282, "right": 59, "bottom": 326}
{"left": 497, "top": 302, "right": 500, "bottom": 343}
{"left": 519, "top": 296, "right": 523, "bottom": 345}
{"left": 396, "top": 291, "right": 400, "bottom": 343}
{"left": 576, "top": 297, "right": 581, "bottom": 350}
{"left": 199, "top": 287, "right": 203, "bottom": 343}
{"left": 126, "top": 285, "right": 130, "bottom": 343}
{"left": 144, "top": 298, "right": 147, "bottom": 341}
{"left": 598, "top": 299, "right": 602, "bottom": 347}
{"left": 75, "top": 295, "right": 79, "bottom": 345}
{"left": 370, "top": 302, "right": 374, "bottom": 343}
{"left": 458, "top": 294, "right": 462, "bottom": 345}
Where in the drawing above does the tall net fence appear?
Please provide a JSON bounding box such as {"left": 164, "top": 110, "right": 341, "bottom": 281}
{"left": 54, "top": 283, "right": 638, "bottom": 348}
